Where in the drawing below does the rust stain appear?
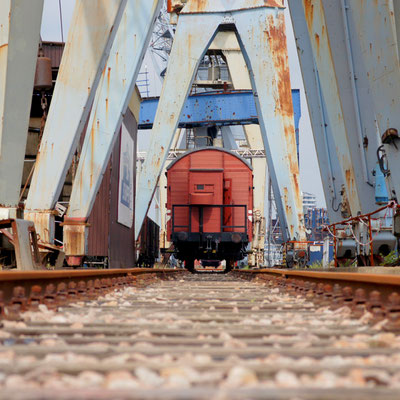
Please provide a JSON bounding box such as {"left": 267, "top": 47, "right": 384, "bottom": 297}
{"left": 265, "top": 0, "right": 284, "bottom": 7}
{"left": 107, "top": 67, "right": 111, "bottom": 92}
{"left": 265, "top": 13, "right": 293, "bottom": 119}
{"left": 194, "top": 0, "right": 208, "bottom": 12}
{"left": 304, "top": 0, "right": 314, "bottom": 28}
{"left": 89, "top": 119, "right": 97, "bottom": 189}
{"left": 315, "top": 33, "right": 320, "bottom": 53}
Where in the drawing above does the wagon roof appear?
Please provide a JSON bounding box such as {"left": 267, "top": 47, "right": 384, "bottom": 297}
{"left": 166, "top": 147, "right": 253, "bottom": 171}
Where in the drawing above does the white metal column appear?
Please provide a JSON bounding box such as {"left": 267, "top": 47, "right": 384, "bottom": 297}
{"left": 0, "top": 0, "right": 44, "bottom": 216}
{"left": 25, "top": 0, "right": 127, "bottom": 242}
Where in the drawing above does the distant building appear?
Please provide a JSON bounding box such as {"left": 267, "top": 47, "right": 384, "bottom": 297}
{"left": 302, "top": 192, "right": 317, "bottom": 211}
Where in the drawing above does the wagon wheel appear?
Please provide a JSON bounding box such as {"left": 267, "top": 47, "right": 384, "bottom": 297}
{"left": 185, "top": 259, "right": 195, "bottom": 273}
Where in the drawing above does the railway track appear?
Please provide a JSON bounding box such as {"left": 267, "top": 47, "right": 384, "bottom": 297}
{"left": 1, "top": 270, "right": 400, "bottom": 398}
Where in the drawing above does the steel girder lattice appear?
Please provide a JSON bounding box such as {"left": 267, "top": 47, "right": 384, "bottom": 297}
{"left": 135, "top": 0, "right": 306, "bottom": 244}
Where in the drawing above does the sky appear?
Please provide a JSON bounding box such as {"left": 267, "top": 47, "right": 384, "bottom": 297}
{"left": 40, "top": 0, "right": 326, "bottom": 208}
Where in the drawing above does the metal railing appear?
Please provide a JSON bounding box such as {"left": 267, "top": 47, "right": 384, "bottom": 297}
{"left": 171, "top": 204, "right": 247, "bottom": 235}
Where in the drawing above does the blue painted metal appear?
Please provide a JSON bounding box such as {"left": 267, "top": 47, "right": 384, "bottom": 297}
{"left": 138, "top": 89, "right": 301, "bottom": 131}
{"left": 375, "top": 163, "right": 389, "bottom": 205}
{"left": 309, "top": 243, "right": 333, "bottom": 264}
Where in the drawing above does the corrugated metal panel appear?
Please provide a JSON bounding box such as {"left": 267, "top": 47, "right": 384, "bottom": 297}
{"left": 109, "top": 110, "right": 137, "bottom": 268}
{"left": 41, "top": 42, "right": 65, "bottom": 69}
{"left": 87, "top": 161, "right": 111, "bottom": 257}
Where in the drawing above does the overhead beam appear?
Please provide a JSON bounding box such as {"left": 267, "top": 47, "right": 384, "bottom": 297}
{"left": 138, "top": 89, "right": 300, "bottom": 129}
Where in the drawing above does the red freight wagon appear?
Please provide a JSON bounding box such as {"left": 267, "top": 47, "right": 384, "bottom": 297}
{"left": 166, "top": 148, "right": 253, "bottom": 272}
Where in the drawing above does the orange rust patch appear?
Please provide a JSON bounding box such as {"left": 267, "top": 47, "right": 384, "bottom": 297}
{"left": 304, "top": 0, "right": 314, "bottom": 28}
{"left": 265, "top": 13, "right": 293, "bottom": 119}
{"left": 265, "top": 0, "right": 284, "bottom": 7}
{"left": 107, "top": 67, "right": 111, "bottom": 92}
{"left": 315, "top": 33, "right": 320, "bottom": 53}
{"left": 194, "top": 0, "right": 208, "bottom": 12}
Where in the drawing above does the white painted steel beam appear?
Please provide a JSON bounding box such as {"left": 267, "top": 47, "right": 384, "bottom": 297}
{"left": 220, "top": 127, "right": 238, "bottom": 150}
{"left": 135, "top": 3, "right": 306, "bottom": 243}
{"left": 288, "top": 0, "right": 381, "bottom": 222}
{"left": 25, "top": 0, "right": 127, "bottom": 242}
{"left": 0, "top": 0, "right": 43, "bottom": 210}
{"left": 217, "top": 33, "right": 267, "bottom": 264}
{"left": 234, "top": 8, "right": 305, "bottom": 241}
{"left": 134, "top": 13, "right": 221, "bottom": 238}
{"left": 67, "top": 0, "right": 162, "bottom": 221}
{"left": 291, "top": 0, "right": 363, "bottom": 218}
{"left": 349, "top": 0, "right": 400, "bottom": 201}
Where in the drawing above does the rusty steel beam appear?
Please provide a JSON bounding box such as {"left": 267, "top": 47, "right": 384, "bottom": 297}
{"left": 64, "top": 0, "right": 162, "bottom": 263}
{"left": 24, "top": 0, "right": 128, "bottom": 243}
{"left": 212, "top": 31, "right": 267, "bottom": 265}
{"left": 136, "top": 2, "right": 306, "bottom": 244}
{"left": 234, "top": 8, "right": 305, "bottom": 241}
{"left": 0, "top": 0, "right": 44, "bottom": 214}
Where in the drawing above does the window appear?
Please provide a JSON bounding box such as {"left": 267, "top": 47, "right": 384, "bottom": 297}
{"left": 196, "top": 184, "right": 204, "bottom": 190}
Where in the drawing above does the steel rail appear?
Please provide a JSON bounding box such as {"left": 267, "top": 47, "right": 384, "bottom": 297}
{"left": 235, "top": 268, "right": 400, "bottom": 301}
{"left": 0, "top": 268, "right": 172, "bottom": 282}
{"left": 0, "top": 268, "right": 182, "bottom": 315}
